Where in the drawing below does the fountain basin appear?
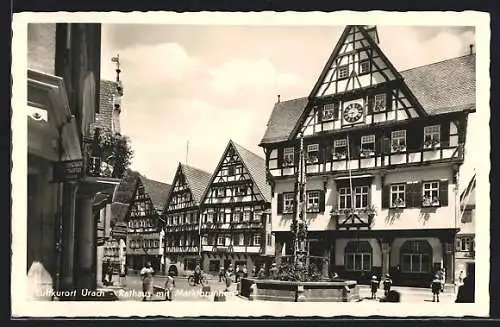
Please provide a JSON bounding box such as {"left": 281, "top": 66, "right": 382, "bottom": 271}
{"left": 239, "top": 278, "right": 360, "bottom": 302}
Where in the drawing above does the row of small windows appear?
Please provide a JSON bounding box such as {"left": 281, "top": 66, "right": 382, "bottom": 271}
{"left": 278, "top": 180, "right": 448, "bottom": 214}
{"left": 201, "top": 234, "right": 262, "bottom": 246}
{"left": 337, "top": 59, "right": 371, "bottom": 80}
{"left": 281, "top": 125, "right": 442, "bottom": 166}
{"left": 129, "top": 239, "right": 159, "bottom": 249}
{"left": 165, "top": 237, "right": 198, "bottom": 247}
{"left": 212, "top": 185, "right": 250, "bottom": 197}
{"left": 128, "top": 219, "right": 155, "bottom": 229}
{"left": 203, "top": 210, "right": 262, "bottom": 224}
{"left": 221, "top": 165, "right": 244, "bottom": 176}
{"left": 165, "top": 212, "right": 199, "bottom": 226}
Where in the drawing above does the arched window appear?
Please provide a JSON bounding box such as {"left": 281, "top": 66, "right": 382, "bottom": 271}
{"left": 400, "top": 240, "right": 432, "bottom": 273}
{"left": 345, "top": 241, "right": 372, "bottom": 272}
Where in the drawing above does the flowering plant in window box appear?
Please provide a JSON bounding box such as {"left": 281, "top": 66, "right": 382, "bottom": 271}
{"left": 283, "top": 157, "right": 294, "bottom": 167}
{"left": 284, "top": 206, "right": 294, "bottom": 214}
{"left": 360, "top": 149, "right": 375, "bottom": 157}
{"left": 361, "top": 204, "right": 377, "bottom": 216}
{"left": 307, "top": 155, "right": 319, "bottom": 163}
{"left": 333, "top": 152, "right": 347, "bottom": 160}
{"left": 391, "top": 198, "right": 405, "bottom": 208}
{"left": 391, "top": 141, "right": 406, "bottom": 153}
{"left": 422, "top": 196, "right": 440, "bottom": 207}
{"left": 424, "top": 138, "right": 440, "bottom": 149}
{"left": 307, "top": 204, "right": 320, "bottom": 213}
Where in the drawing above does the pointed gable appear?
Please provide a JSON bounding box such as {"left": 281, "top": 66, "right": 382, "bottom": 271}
{"left": 181, "top": 164, "right": 212, "bottom": 204}
{"left": 202, "top": 140, "right": 272, "bottom": 204}
{"left": 232, "top": 141, "right": 272, "bottom": 203}
{"left": 140, "top": 176, "right": 171, "bottom": 212}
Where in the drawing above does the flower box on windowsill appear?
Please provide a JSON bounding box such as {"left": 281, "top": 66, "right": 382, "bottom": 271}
{"left": 424, "top": 139, "right": 440, "bottom": 150}
{"left": 307, "top": 205, "right": 320, "bottom": 213}
{"left": 333, "top": 153, "right": 347, "bottom": 160}
{"left": 422, "top": 197, "right": 440, "bottom": 207}
{"left": 390, "top": 198, "right": 406, "bottom": 209}
{"left": 391, "top": 143, "right": 407, "bottom": 153}
{"left": 360, "top": 150, "right": 375, "bottom": 158}
{"left": 307, "top": 157, "right": 319, "bottom": 164}
{"left": 283, "top": 159, "right": 294, "bottom": 167}
{"left": 283, "top": 207, "right": 294, "bottom": 214}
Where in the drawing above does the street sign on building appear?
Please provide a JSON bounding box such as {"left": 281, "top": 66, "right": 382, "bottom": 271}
{"left": 53, "top": 159, "right": 84, "bottom": 182}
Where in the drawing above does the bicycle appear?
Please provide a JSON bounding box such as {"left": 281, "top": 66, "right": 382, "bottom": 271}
{"left": 188, "top": 273, "right": 207, "bottom": 286}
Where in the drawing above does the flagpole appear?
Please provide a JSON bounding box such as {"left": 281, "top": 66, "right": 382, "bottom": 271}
{"left": 186, "top": 140, "right": 190, "bottom": 165}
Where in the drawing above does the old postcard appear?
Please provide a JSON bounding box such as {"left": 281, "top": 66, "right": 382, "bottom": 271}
{"left": 11, "top": 11, "right": 490, "bottom": 317}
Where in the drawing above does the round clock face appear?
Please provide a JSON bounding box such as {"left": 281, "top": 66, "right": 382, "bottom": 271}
{"left": 343, "top": 103, "right": 364, "bottom": 123}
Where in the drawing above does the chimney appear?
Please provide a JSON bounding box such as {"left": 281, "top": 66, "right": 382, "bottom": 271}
{"left": 277, "top": 95, "right": 281, "bottom": 103}
{"left": 469, "top": 44, "right": 474, "bottom": 55}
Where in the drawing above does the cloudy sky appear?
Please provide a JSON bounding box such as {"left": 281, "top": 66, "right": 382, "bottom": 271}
{"left": 100, "top": 24, "right": 475, "bottom": 184}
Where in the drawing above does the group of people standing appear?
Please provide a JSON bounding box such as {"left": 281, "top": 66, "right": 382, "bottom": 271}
{"left": 140, "top": 261, "right": 176, "bottom": 301}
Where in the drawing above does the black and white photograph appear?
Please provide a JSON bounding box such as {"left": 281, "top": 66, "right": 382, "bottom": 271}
{"left": 11, "top": 11, "right": 490, "bottom": 317}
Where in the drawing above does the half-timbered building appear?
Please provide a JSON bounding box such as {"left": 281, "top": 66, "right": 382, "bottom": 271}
{"left": 162, "top": 163, "right": 212, "bottom": 275}
{"left": 125, "top": 174, "right": 171, "bottom": 272}
{"left": 199, "top": 140, "right": 274, "bottom": 274}
{"left": 259, "top": 25, "right": 475, "bottom": 286}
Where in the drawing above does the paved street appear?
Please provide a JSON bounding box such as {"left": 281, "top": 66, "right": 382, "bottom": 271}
{"left": 108, "top": 275, "right": 457, "bottom": 303}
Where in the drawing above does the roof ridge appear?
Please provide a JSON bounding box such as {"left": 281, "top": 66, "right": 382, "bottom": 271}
{"left": 181, "top": 163, "right": 211, "bottom": 174}
{"left": 401, "top": 54, "right": 475, "bottom": 73}
{"left": 232, "top": 140, "right": 265, "bottom": 161}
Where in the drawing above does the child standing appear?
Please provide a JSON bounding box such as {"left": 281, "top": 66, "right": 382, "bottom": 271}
{"left": 383, "top": 274, "right": 393, "bottom": 297}
{"left": 164, "top": 272, "right": 176, "bottom": 301}
{"left": 370, "top": 275, "right": 380, "bottom": 299}
{"left": 431, "top": 274, "right": 442, "bottom": 302}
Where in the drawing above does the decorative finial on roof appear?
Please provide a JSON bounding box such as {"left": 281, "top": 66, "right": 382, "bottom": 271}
{"left": 469, "top": 44, "right": 474, "bottom": 55}
{"left": 277, "top": 94, "right": 281, "bottom": 103}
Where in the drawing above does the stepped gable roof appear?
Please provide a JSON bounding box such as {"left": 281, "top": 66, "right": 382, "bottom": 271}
{"left": 181, "top": 164, "right": 212, "bottom": 205}
{"left": 231, "top": 141, "right": 272, "bottom": 203}
{"left": 259, "top": 54, "right": 475, "bottom": 145}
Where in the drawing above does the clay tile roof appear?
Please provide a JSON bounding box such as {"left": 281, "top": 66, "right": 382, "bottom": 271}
{"left": 259, "top": 97, "right": 308, "bottom": 145}
{"left": 139, "top": 176, "right": 171, "bottom": 212}
{"left": 181, "top": 164, "right": 212, "bottom": 205}
{"left": 400, "top": 54, "right": 475, "bottom": 115}
{"left": 111, "top": 202, "right": 130, "bottom": 223}
{"left": 112, "top": 170, "right": 140, "bottom": 203}
{"left": 232, "top": 141, "right": 272, "bottom": 203}
{"left": 259, "top": 55, "right": 475, "bottom": 145}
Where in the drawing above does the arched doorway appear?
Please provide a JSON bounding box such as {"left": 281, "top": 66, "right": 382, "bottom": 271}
{"left": 399, "top": 240, "right": 433, "bottom": 286}
{"left": 344, "top": 240, "right": 373, "bottom": 282}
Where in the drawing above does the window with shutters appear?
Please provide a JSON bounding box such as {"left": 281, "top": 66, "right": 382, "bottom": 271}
{"left": 307, "top": 144, "right": 319, "bottom": 163}
{"left": 424, "top": 125, "right": 441, "bottom": 148}
{"left": 390, "top": 184, "right": 406, "bottom": 208}
{"left": 307, "top": 191, "right": 320, "bottom": 212}
{"left": 321, "top": 103, "right": 338, "bottom": 122}
{"left": 373, "top": 94, "right": 387, "bottom": 112}
{"left": 283, "top": 147, "right": 295, "bottom": 167}
{"left": 400, "top": 240, "right": 432, "bottom": 273}
{"left": 361, "top": 135, "right": 375, "bottom": 157}
{"left": 333, "top": 139, "right": 347, "bottom": 160}
{"left": 422, "top": 181, "right": 440, "bottom": 207}
{"left": 283, "top": 193, "right": 295, "bottom": 213}
{"left": 391, "top": 130, "right": 407, "bottom": 152}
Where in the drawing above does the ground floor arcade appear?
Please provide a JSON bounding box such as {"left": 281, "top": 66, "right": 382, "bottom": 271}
{"left": 274, "top": 228, "right": 457, "bottom": 287}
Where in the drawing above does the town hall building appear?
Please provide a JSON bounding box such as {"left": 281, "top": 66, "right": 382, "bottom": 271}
{"left": 259, "top": 25, "right": 475, "bottom": 286}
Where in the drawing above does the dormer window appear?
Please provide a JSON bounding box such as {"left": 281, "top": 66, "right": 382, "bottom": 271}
{"left": 306, "top": 144, "right": 319, "bottom": 163}
{"left": 333, "top": 139, "right": 347, "bottom": 160}
{"left": 373, "top": 94, "right": 387, "bottom": 112}
{"left": 361, "top": 135, "right": 375, "bottom": 157}
{"left": 359, "top": 60, "right": 371, "bottom": 74}
{"left": 424, "top": 125, "right": 441, "bottom": 149}
{"left": 391, "top": 130, "right": 407, "bottom": 153}
{"left": 283, "top": 147, "right": 295, "bottom": 167}
{"left": 338, "top": 65, "right": 349, "bottom": 79}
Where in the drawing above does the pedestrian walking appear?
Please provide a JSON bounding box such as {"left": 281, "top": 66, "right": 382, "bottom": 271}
{"left": 224, "top": 268, "right": 232, "bottom": 292}
{"left": 219, "top": 266, "right": 225, "bottom": 282}
{"left": 269, "top": 262, "right": 278, "bottom": 279}
{"left": 455, "top": 274, "right": 475, "bottom": 303}
{"left": 106, "top": 261, "right": 114, "bottom": 285}
{"left": 431, "top": 274, "right": 442, "bottom": 302}
{"left": 258, "top": 264, "right": 266, "bottom": 279}
{"left": 194, "top": 264, "right": 202, "bottom": 285}
{"left": 251, "top": 265, "right": 256, "bottom": 277}
{"left": 140, "top": 262, "right": 154, "bottom": 301}
{"left": 164, "top": 271, "right": 176, "bottom": 301}
{"left": 242, "top": 264, "right": 248, "bottom": 278}
{"left": 370, "top": 275, "right": 380, "bottom": 299}
{"left": 383, "top": 273, "right": 393, "bottom": 296}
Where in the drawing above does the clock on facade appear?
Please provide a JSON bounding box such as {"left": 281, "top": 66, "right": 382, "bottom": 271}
{"left": 343, "top": 102, "right": 364, "bottom": 124}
